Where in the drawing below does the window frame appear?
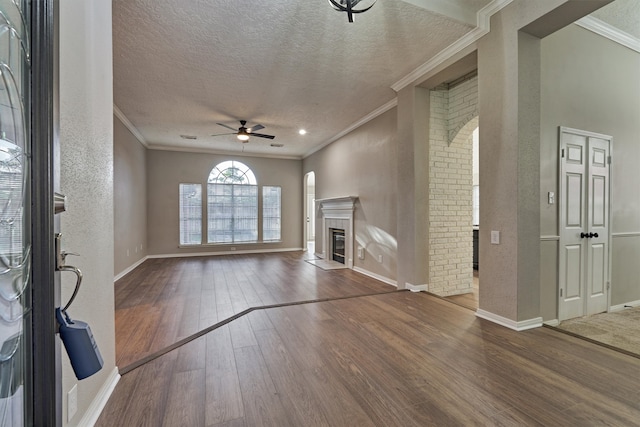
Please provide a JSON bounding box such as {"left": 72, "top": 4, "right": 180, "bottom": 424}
{"left": 179, "top": 161, "right": 284, "bottom": 247}
{"left": 179, "top": 183, "right": 203, "bottom": 245}
{"left": 262, "top": 185, "right": 281, "bottom": 242}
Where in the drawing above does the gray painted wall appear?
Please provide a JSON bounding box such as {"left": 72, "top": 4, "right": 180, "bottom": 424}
{"left": 146, "top": 150, "right": 303, "bottom": 255}
{"left": 303, "top": 108, "right": 398, "bottom": 283}
{"left": 540, "top": 23, "right": 640, "bottom": 318}
{"left": 114, "top": 116, "right": 147, "bottom": 276}
{"left": 59, "top": 0, "right": 116, "bottom": 425}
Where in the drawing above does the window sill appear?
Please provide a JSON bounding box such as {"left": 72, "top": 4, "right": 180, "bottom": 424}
{"left": 178, "top": 241, "right": 282, "bottom": 249}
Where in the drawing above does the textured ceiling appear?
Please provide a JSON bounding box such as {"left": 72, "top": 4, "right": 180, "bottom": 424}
{"left": 112, "top": 0, "right": 636, "bottom": 159}
{"left": 113, "top": 0, "right": 489, "bottom": 158}
{"left": 591, "top": 0, "right": 640, "bottom": 39}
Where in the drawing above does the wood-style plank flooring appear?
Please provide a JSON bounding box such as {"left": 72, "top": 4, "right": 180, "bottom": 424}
{"left": 99, "top": 287, "right": 640, "bottom": 426}
{"left": 114, "top": 251, "right": 395, "bottom": 369}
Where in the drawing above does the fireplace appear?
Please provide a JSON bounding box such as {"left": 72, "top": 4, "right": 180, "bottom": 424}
{"left": 317, "top": 196, "right": 357, "bottom": 269}
{"left": 331, "top": 228, "right": 346, "bottom": 264}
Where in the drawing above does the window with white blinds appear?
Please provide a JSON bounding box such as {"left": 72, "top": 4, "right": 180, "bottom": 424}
{"left": 207, "top": 183, "right": 258, "bottom": 243}
{"left": 263, "top": 186, "right": 281, "bottom": 241}
{"left": 180, "top": 161, "right": 283, "bottom": 246}
{"left": 179, "top": 183, "right": 202, "bottom": 245}
{"left": 207, "top": 161, "right": 258, "bottom": 244}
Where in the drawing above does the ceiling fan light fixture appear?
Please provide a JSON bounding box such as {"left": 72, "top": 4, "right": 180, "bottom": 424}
{"left": 237, "top": 132, "right": 250, "bottom": 141}
{"left": 328, "top": 0, "right": 376, "bottom": 23}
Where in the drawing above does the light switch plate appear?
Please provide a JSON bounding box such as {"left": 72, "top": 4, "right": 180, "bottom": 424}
{"left": 548, "top": 191, "right": 555, "bottom": 204}
{"left": 491, "top": 230, "right": 500, "bottom": 245}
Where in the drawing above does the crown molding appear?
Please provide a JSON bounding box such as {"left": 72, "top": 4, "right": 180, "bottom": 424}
{"left": 113, "top": 105, "right": 148, "bottom": 147}
{"left": 306, "top": 0, "right": 513, "bottom": 159}
{"left": 575, "top": 15, "right": 640, "bottom": 54}
{"left": 391, "top": 0, "right": 513, "bottom": 92}
{"left": 147, "top": 143, "right": 302, "bottom": 161}
{"left": 303, "top": 98, "right": 398, "bottom": 159}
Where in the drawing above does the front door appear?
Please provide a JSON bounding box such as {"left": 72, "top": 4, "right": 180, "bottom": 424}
{"left": 0, "top": 1, "right": 58, "bottom": 425}
{"left": 558, "top": 127, "right": 611, "bottom": 321}
{"left": 0, "top": 1, "right": 33, "bottom": 424}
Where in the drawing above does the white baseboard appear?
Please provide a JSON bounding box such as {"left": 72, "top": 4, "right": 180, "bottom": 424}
{"left": 476, "top": 309, "right": 543, "bottom": 331}
{"left": 147, "top": 247, "right": 303, "bottom": 259}
{"left": 609, "top": 299, "right": 640, "bottom": 312}
{"left": 352, "top": 266, "right": 397, "bottom": 288}
{"left": 114, "top": 256, "right": 149, "bottom": 282}
{"left": 543, "top": 319, "right": 559, "bottom": 327}
{"left": 406, "top": 283, "right": 428, "bottom": 293}
{"left": 83, "top": 367, "right": 120, "bottom": 427}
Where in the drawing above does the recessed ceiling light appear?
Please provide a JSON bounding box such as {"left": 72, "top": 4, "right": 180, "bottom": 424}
{"left": 298, "top": 129, "right": 307, "bottom": 135}
{"left": 180, "top": 135, "right": 197, "bottom": 140}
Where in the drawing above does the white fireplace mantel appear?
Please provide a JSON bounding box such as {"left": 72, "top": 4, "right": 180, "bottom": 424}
{"left": 317, "top": 196, "right": 358, "bottom": 211}
{"left": 318, "top": 197, "right": 358, "bottom": 268}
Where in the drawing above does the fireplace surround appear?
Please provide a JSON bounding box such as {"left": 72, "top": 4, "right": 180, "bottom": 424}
{"left": 317, "top": 196, "right": 357, "bottom": 268}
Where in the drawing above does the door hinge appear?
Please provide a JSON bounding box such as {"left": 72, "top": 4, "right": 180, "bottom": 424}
{"left": 607, "top": 282, "right": 610, "bottom": 290}
{"left": 560, "top": 288, "right": 563, "bottom": 297}
{"left": 561, "top": 149, "right": 565, "bottom": 158}
{"left": 607, "top": 155, "right": 611, "bottom": 164}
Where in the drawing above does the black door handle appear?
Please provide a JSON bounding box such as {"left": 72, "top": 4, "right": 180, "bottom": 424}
{"left": 581, "top": 232, "right": 599, "bottom": 239}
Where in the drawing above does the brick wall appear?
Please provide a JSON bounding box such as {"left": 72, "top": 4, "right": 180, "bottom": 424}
{"left": 428, "top": 75, "right": 477, "bottom": 296}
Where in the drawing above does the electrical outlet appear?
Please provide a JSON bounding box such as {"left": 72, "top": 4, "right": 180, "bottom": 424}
{"left": 491, "top": 230, "right": 500, "bottom": 245}
{"left": 378, "top": 254, "right": 383, "bottom": 263}
{"left": 357, "top": 247, "right": 364, "bottom": 260}
{"left": 68, "top": 384, "right": 78, "bottom": 422}
{"left": 126, "top": 249, "right": 129, "bottom": 257}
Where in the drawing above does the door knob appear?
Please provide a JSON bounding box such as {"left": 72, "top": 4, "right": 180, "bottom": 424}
{"left": 590, "top": 232, "right": 599, "bottom": 238}
{"left": 580, "top": 232, "right": 588, "bottom": 239}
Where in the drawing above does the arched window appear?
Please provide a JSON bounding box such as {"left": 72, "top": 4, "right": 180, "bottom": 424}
{"left": 207, "top": 161, "right": 258, "bottom": 243}
{"left": 208, "top": 160, "right": 257, "bottom": 185}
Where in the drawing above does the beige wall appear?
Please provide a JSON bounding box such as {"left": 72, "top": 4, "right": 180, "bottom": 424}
{"left": 146, "top": 151, "right": 303, "bottom": 255}
{"left": 303, "top": 109, "right": 398, "bottom": 282}
{"left": 540, "top": 23, "right": 640, "bottom": 315}
{"left": 114, "top": 115, "right": 147, "bottom": 276}
{"left": 59, "top": 0, "right": 117, "bottom": 425}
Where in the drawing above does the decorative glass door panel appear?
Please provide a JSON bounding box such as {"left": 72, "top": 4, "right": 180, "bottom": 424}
{"left": 0, "top": 0, "right": 30, "bottom": 425}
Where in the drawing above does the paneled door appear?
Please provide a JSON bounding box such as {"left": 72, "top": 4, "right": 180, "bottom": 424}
{"left": 558, "top": 127, "right": 611, "bottom": 321}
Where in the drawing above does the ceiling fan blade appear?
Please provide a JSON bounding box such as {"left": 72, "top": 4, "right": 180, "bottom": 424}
{"left": 211, "top": 132, "right": 236, "bottom": 137}
{"left": 216, "top": 122, "right": 238, "bottom": 131}
{"left": 250, "top": 133, "right": 275, "bottom": 140}
{"left": 247, "top": 124, "right": 264, "bottom": 133}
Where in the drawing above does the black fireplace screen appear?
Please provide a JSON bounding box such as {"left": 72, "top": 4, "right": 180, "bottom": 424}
{"left": 331, "top": 228, "right": 345, "bottom": 264}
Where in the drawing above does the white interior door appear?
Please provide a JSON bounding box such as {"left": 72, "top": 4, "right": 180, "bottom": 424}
{"left": 558, "top": 127, "right": 611, "bottom": 321}
{"left": 307, "top": 194, "right": 315, "bottom": 240}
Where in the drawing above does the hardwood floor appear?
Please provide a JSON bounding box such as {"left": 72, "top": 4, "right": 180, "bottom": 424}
{"left": 99, "top": 287, "right": 640, "bottom": 426}
{"left": 114, "top": 251, "right": 395, "bottom": 369}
